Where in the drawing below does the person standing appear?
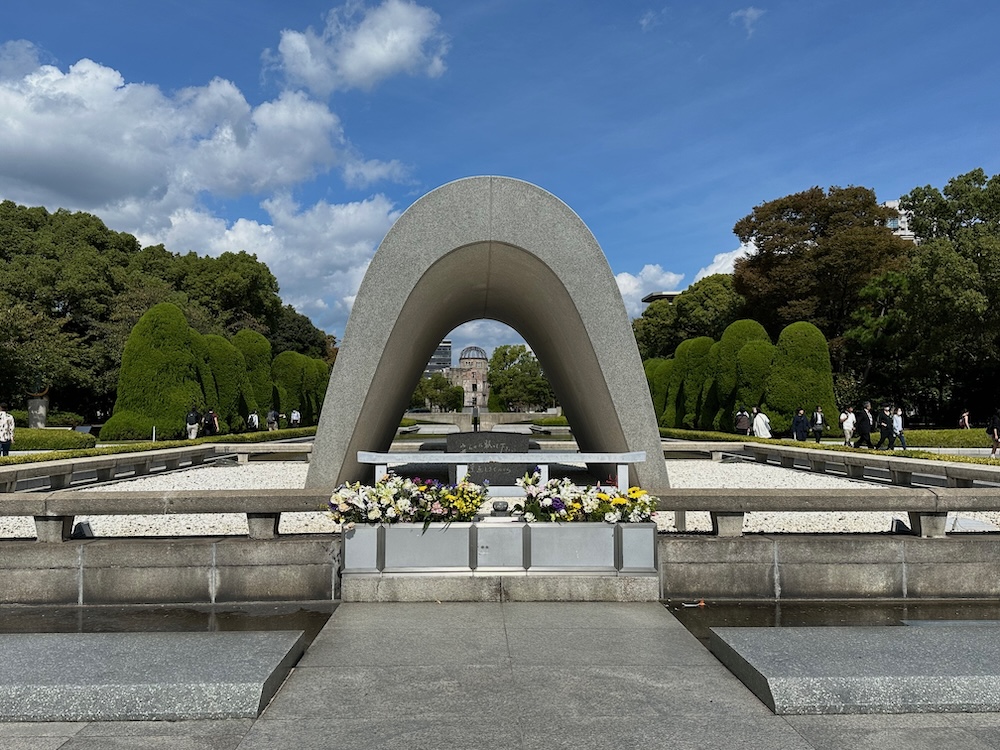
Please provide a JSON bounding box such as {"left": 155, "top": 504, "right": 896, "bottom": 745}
{"left": 185, "top": 406, "right": 201, "bottom": 440}
{"left": 853, "top": 402, "right": 875, "bottom": 449}
{"left": 809, "top": 405, "right": 827, "bottom": 444}
{"left": 266, "top": 408, "right": 279, "bottom": 432}
{"left": 290, "top": 408, "right": 301, "bottom": 428}
{"left": 840, "top": 405, "right": 856, "bottom": 446}
{"left": 959, "top": 410, "right": 971, "bottom": 429}
{"left": 791, "top": 408, "right": 809, "bottom": 441}
{"left": 247, "top": 412, "right": 259, "bottom": 431}
{"left": 0, "top": 403, "right": 15, "bottom": 456}
{"left": 874, "top": 405, "right": 894, "bottom": 450}
{"left": 989, "top": 410, "right": 1000, "bottom": 458}
{"left": 734, "top": 407, "right": 751, "bottom": 435}
{"left": 891, "top": 407, "right": 907, "bottom": 450}
{"left": 752, "top": 407, "right": 772, "bottom": 439}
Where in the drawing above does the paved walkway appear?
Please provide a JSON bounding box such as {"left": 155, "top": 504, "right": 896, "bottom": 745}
{"left": 3, "top": 602, "right": 1000, "bottom": 749}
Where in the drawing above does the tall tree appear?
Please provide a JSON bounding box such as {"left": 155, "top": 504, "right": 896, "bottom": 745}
{"left": 487, "top": 345, "right": 555, "bottom": 412}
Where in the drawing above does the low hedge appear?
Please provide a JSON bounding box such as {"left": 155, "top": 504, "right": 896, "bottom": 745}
{"left": 8, "top": 428, "right": 97, "bottom": 451}
{"left": 532, "top": 416, "right": 569, "bottom": 426}
{"left": 10, "top": 410, "right": 87, "bottom": 428}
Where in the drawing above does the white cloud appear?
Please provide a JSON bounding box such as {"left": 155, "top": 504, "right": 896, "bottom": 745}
{"left": 615, "top": 264, "right": 685, "bottom": 318}
{"left": 272, "top": 0, "right": 449, "bottom": 96}
{"left": 639, "top": 10, "right": 665, "bottom": 32}
{"left": 693, "top": 242, "right": 755, "bottom": 281}
{"left": 143, "top": 192, "right": 400, "bottom": 336}
{"left": 446, "top": 320, "right": 526, "bottom": 364}
{"left": 729, "top": 7, "right": 766, "bottom": 38}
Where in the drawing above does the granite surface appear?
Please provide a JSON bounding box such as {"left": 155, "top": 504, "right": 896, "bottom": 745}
{"left": 710, "top": 625, "right": 1000, "bottom": 714}
{"left": 0, "top": 631, "right": 305, "bottom": 721}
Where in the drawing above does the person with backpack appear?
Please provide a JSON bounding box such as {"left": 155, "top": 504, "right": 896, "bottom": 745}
{"left": 185, "top": 406, "right": 201, "bottom": 440}
{"left": 247, "top": 412, "right": 259, "bottom": 431}
{"left": 266, "top": 408, "right": 279, "bottom": 432}
{"left": 203, "top": 409, "right": 219, "bottom": 437}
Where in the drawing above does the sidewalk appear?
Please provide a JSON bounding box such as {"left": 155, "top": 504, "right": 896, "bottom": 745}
{"left": 3, "top": 602, "right": 1000, "bottom": 748}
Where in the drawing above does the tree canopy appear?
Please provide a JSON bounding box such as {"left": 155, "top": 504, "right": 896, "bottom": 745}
{"left": 487, "top": 345, "right": 555, "bottom": 412}
{"left": 0, "top": 200, "right": 330, "bottom": 419}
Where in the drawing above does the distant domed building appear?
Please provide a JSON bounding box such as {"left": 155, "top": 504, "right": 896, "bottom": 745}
{"left": 450, "top": 346, "right": 490, "bottom": 411}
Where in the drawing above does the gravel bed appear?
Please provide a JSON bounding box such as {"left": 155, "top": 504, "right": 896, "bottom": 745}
{"left": 1, "top": 459, "right": 997, "bottom": 538}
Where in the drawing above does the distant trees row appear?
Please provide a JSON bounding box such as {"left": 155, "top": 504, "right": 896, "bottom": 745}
{"left": 645, "top": 320, "right": 837, "bottom": 436}
{"left": 0, "top": 201, "right": 334, "bottom": 421}
{"left": 100, "top": 303, "right": 329, "bottom": 440}
{"left": 634, "top": 169, "right": 1000, "bottom": 425}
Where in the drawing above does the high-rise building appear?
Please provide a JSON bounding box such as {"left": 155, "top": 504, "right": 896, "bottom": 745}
{"left": 424, "top": 339, "right": 452, "bottom": 376}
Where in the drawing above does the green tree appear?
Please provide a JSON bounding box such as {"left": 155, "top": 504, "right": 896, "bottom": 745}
{"left": 732, "top": 186, "right": 912, "bottom": 349}
{"left": 232, "top": 329, "right": 274, "bottom": 414}
{"left": 269, "top": 304, "right": 329, "bottom": 358}
{"left": 411, "top": 372, "right": 464, "bottom": 412}
{"left": 679, "top": 336, "right": 715, "bottom": 429}
{"left": 735, "top": 339, "right": 775, "bottom": 417}
{"left": 713, "top": 319, "right": 771, "bottom": 430}
{"left": 487, "top": 345, "right": 555, "bottom": 412}
{"left": 203, "top": 334, "right": 258, "bottom": 433}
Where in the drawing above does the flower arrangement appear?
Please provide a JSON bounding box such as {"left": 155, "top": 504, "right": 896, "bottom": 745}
{"left": 328, "top": 473, "right": 489, "bottom": 529}
{"left": 516, "top": 471, "right": 656, "bottom": 524}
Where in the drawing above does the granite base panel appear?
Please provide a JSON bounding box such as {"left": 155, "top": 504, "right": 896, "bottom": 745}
{"left": 710, "top": 625, "right": 1000, "bottom": 714}
{"left": 659, "top": 534, "right": 1000, "bottom": 600}
{"left": 0, "top": 631, "right": 306, "bottom": 721}
{"left": 340, "top": 573, "right": 660, "bottom": 602}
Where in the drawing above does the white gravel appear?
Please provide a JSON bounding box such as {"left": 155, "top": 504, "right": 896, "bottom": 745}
{"left": 1, "top": 459, "right": 996, "bottom": 538}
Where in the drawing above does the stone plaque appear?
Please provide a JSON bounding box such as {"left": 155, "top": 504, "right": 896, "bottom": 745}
{"left": 446, "top": 432, "right": 530, "bottom": 486}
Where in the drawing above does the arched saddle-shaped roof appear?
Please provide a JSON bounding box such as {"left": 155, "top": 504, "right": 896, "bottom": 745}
{"left": 306, "top": 176, "right": 669, "bottom": 490}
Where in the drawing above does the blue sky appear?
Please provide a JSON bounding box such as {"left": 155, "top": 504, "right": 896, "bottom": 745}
{"left": 2, "top": 0, "right": 998, "bottom": 360}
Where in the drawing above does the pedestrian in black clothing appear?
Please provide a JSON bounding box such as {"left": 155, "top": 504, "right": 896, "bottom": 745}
{"left": 791, "top": 408, "right": 809, "bottom": 441}
{"left": 874, "top": 405, "right": 894, "bottom": 449}
{"left": 809, "top": 405, "right": 827, "bottom": 443}
{"left": 853, "top": 401, "right": 875, "bottom": 449}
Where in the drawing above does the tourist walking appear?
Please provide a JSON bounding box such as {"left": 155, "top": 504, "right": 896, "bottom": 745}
{"left": 809, "top": 405, "right": 827, "bottom": 443}
{"left": 990, "top": 410, "right": 1000, "bottom": 458}
{"left": 185, "top": 406, "right": 201, "bottom": 440}
{"left": 959, "top": 410, "right": 971, "bottom": 429}
{"left": 0, "top": 403, "right": 15, "bottom": 456}
{"left": 840, "top": 405, "right": 856, "bottom": 446}
{"left": 247, "top": 412, "right": 259, "bottom": 431}
{"left": 266, "top": 408, "right": 279, "bottom": 432}
{"left": 874, "top": 405, "right": 894, "bottom": 450}
{"left": 734, "top": 407, "right": 751, "bottom": 435}
{"left": 203, "top": 409, "right": 219, "bottom": 437}
{"left": 853, "top": 401, "right": 875, "bottom": 449}
{"left": 752, "top": 407, "right": 772, "bottom": 439}
{"left": 891, "top": 407, "right": 907, "bottom": 450}
{"left": 791, "top": 408, "right": 809, "bottom": 441}
{"left": 290, "top": 408, "right": 301, "bottom": 428}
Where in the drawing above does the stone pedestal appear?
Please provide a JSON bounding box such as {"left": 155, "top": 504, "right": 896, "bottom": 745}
{"left": 27, "top": 398, "right": 48, "bottom": 429}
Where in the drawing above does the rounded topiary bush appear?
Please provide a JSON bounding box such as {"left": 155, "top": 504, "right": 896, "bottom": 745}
{"left": 203, "top": 334, "right": 258, "bottom": 434}
{"left": 232, "top": 329, "right": 273, "bottom": 416}
{"left": 735, "top": 338, "right": 776, "bottom": 417}
{"left": 271, "top": 350, "right": 311, "bottom": 415}
{"left": 662, "top": 339, "right": 696, "bottom": 428}
{"left": 680, "top": 336, "right": 715, "bottom": 429}
{"left": 764, "top": 321, "right": 837, "bottom": 436}
{"left": 651, "top": 359, "right": 673, "bottom": 421}
{"left": 12, "top": 428, "right": 97, "bottom": 450}
{"left": 698, "top": 342, "right": 721, "bottom": 430}
{"left": 714, "top": 319, "right": 770, "bottom": 429}
{"left": 100, "top": 303, "right": 206, "bottom": 441}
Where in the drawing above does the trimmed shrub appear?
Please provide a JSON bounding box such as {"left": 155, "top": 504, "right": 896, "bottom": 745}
{"left": 764, "top": 322, "right": 838, "bottom": 435}
{"left": 735, "top": 339, "right": 776, "bottom": 416}
{"left": 713, "top": 319, "right": 770, "bottom": 429}
{"left": 10, "top": 410, "right": 86, "bottom": 428}
{"left": 8, "top": 428, "right": 97, "bottom": 450}
{"left": 662, "top": 340, "right": 697, "bottom": 428}
{"left": 680, "top": 337, "right": 715, "bottom": 428}
{"left": 203, "top": 334, "right": 259, "bottom": 434}
{"left": 271, "top": 350, "right": 315, "bottom": 415}
{"left": 698, "top": 342, "right": 721, "bottom": 430}
{"left": 651, "top": 359, "right": 673, "bottom": 420}
{"left": 232, "top": 329, "right": 273, "bottom": 415}
{"left": 100, "top": 303, "right": 206, "bottom": 441}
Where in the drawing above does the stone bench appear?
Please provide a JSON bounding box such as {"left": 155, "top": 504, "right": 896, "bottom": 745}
{"left": 650, "top": 487, "right": 1000, "bottom": 538}
{"left": 0, "top": 489, "right": 331, "bottom": 542}
{"left": 357, "top": 450, "right": 646, "bottom": 489}
{"left": 0, "top": 447, "right": 216, "bottom": 493}
{"left": 213, "top": 442, "right": 312, "bottom": 464}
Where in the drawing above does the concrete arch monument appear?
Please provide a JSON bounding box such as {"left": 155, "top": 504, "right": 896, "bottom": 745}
{"left": 306, "top": 176, "right": 669, "bottom": 490}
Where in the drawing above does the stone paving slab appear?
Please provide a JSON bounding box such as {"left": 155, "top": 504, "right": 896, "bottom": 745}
{"left": 710, "top": 625, "right": 1000, "bottom": 714}
{"left": 0, "top": 631, "right": 305, "bottom": 721}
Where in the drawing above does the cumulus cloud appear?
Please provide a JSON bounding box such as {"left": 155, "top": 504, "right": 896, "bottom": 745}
{"left": 615, "top": 264, "right": 685, "bottom": 318}
{"left": 639, "top": 10, "right": 666, "bottom": 32}
{"left": 729, "top": 7, "right": 766, "bottom": 38}
{"left": 143, "top": 192, "right": 400, "bottom": 335}
{"left": 271, "top": 0, "right": 449, "bottom": 96}
{"left": 693, "top": 242, "right": 755, "bottom": 281}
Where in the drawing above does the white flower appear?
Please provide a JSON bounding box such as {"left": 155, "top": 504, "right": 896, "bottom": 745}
{"left": 524, "top": 512, "right": 536, "bottom": 523}
{"left": 367, "top": 508, "right": 382, "bottom": 520}
{"left": 604, "top": 511, "right": 621, "bottom": 524}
